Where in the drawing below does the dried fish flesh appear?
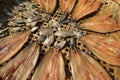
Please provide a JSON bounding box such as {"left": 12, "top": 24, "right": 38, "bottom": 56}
{"left": 70, "top": 47, "right": 112, "bottom": 80}
{"left": 10, "top": 42, "right": 39, "bottom": 80}
{"left": 0, "top": 30, "right": 31, "bottom": 64}
{"left": 71, "top": 0, "right": 101, "bottom": 21}
{"left": 39, "top": 0, "right": 57, "bottom": 13}
{"left": 55, "top": 30, "right": 75, "bottom": 37}
{"left": 59, "top": 0, "right": 76, "bottom": 21}
{"left": 79, "top": 14, "right": 120, "bottom": 33}
{"left": 0, "top": 42, "right": 39, "bottom": 79}
{"left": 31, "top": 41, "right": 66, "bottom": 80}
{"left": 80, "top": 33, "right": 120, "bottom": 66}
{"left": 59, "top": 0, "right": 76, "bottom": 14}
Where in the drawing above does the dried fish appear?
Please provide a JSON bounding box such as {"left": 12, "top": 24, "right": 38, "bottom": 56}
{"left": 70, "top": 38, "right": 112, "bottom": 80}
{"left": 38, "top": 28, "right": 54, "bottom": 36}
{"left": 31, "top": 26, "right": 39, "bottom": 32}
{"left": 8, "top": 22, "right": 24, "bottom": 27}
{"left": 38, "top": 0, "right": 57, "bottom": 13}
{"left": 0, "top": 30, "right": 31, "bottom": 64}
{"left": 0, "top": 33, "right": 8, "bottom": 38}
{"left": 71, "top": 0, "right": 101, "bottom": 21}
{"left": 73, "top": 31, "right": 82, "bottom": 39}
{"left": 49, "top": 19, "right": 60, "bottom": 28}
{"left": 59, "top": 0, "right": 76, "bottom": 21}
{"left": 0, "top": 42, "right": 38, "bottom": 79}
{"left": 9, "top": 27, "right": 22, "bottom": 33}
{"left": 12, "top": 18, "right": 26, "bottom": 24}
{"left": 31, "top": 41, "right": 66, "bottom": 80}
{"left": 59, "top": 0, "right": 76, "bottom": 14}
{"left": 10, "top": 8, "right": 19, "bottom": 15}
{"left": 70, "top": 47, "right": 112, "bottom": 80}
{"left": 79, "top": 14, "right": 120, "bottom": 33}
{"left": 68, "top": 21, "right": 77, "bottom": 28}
{"left": 114, "top": 0, "right": 120, "bottom": 4}
{"left": 0, "top": 17, "right": 8, "bottom": 22}
{"left": 26, "top": 16, "right": 42, "bottom": 23}
{"left": 13, "top": 0, "right": 21, "bottom": 5}
{"left": 55, "top": 30, "right": 75, "bottom": 37}
{"left": 10, "top": 42, "right": 39, "bottom": 80}
{"left": 80, "top": 33, "right": 120, "bottom": 66}
{"left": 2, "top": 9, "right": 13, "bottom": 16}
{"left": 0, "top": 28, "right": 8, "bottom": 34}
{"left": 26, "top": 22, "right": 37, "bottom": 27}
{"left": 0, "top": 23, "right": 2, "bottom": 28}
{"left": 43, "top": 34, "right": 54, "bottom": 46}
{"left": 37, "top": 35, "right": 46, "bottom": 43}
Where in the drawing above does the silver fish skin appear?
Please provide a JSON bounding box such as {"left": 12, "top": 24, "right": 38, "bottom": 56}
{"left": 55, "top": 30, "right": 75, "bottom": 37}
{"left": 38, "top": 28, "right": 54, "bottom": 36}
{"left": 43, "top": 34, "right": 54, "bottom": 46}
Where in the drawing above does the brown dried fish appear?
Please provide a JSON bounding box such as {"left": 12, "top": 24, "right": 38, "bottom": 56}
{"left": 114, "top": 0, "right": 120, "bottom": 4}
{"left": 71, "top": 0, "right": 101, "bottom": 21}
{"left": 0, "top": 30, "right": 31, "bottom": 64}
{"left": 80, "top": 33, "right": 120, "bottom": 66}
{"left": 70, "top": 47, "right": 112, "bottom": 80}
{"left": 79, "top": 14, "right": 120, "bottom": 33}
{"left": 31, "top": 42, "right": 66, "bottom": 80}
{"left": 59, "top": 0, "right": 76, "bottom": 14}
{"left": 10, "top": 42, "right": 39, "bottom": 80}
{"left": 39, "top": 0, "right": 57, "bottom": 13}
{"left": 0, "top": 42, "right": 39, "bottom": 79}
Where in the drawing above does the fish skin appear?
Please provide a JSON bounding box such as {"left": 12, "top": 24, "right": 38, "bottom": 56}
{"left": 43, "top": 34, "right": 54, "bottom": 46}
{"left": 31, "top": 47, "right": 66, "bottom": 80}
{"left": 80, "top": 33, "right": 120, "bottom": 66}
{"left": 70, "top": 47, "right": 112, "bottom": 80}
{"left": 39, "top": 0, "right": 57, "bottom": 13}
{"left": 59, "top": 0, "right": 76, "bottom": 14}
{"left": 39, "top": 28, "right": 54, "bottom": 36}
{"left": 79, "top": 14, "right": 120, "bottom": 33}
{"left": 0, "top": 30, "right": 31, "bottom": 64}
{"left": 0, "top": 42, "right": 38, "bottom": 79}
{"left": 71, "top": 0, "right": 101, "bottom": 21}
{"left": 10, "top": 42, "right": 40, "bottom": 80}
{"left": 55, "top": 30, "right": 75, "bottom": 38}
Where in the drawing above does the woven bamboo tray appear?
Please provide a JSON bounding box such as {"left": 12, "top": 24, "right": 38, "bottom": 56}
{"left": 0, "top": 0, "right": 120, "bottom": 80}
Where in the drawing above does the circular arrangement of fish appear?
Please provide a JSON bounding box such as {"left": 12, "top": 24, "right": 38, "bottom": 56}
{"left": 0, "top": 0, "right": 120, "bottom": 80}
